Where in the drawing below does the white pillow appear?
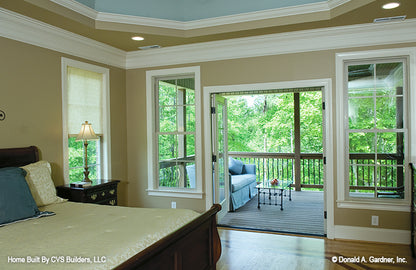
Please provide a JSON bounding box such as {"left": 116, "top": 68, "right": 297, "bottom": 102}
{"left": 21, "top": 161, "right": 66, "bottom": 207}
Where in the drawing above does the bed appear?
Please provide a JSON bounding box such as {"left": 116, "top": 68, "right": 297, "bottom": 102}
{"left": 0, "top": 146, "right": 221, "bottom": 269}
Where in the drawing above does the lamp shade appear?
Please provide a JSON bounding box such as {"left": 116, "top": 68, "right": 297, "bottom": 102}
{"left": 75, "top": 121, "right": 99, "bottom": 141}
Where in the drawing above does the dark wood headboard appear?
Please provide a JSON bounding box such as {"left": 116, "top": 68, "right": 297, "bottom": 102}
{"left": 0, "top": 146, "right": 39, "bottom": 168}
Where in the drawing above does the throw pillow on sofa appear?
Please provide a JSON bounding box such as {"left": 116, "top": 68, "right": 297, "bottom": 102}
{"left": 229, "top": 157, "right": 244, "bottom": 175}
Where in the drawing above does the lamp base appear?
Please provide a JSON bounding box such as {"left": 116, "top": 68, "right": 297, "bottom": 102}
{"left": 83, "top": 169, "right": 93, "bottom": 183}
{"left": 82, "top": 140, "right": 93, "bottom": 183}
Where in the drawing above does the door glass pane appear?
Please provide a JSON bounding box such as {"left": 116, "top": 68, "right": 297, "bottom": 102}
{"left": 217, "top": 102, "right": 225, "bottom": 202}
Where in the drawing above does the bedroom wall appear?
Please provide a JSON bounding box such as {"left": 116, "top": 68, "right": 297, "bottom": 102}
{"left": 0, "top": 37, "right": 129, "bottom": 206}
{"left": 126, "top": 42, "right": 416, "bottom": 229}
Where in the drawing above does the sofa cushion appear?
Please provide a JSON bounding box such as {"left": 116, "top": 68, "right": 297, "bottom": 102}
{"left": 231, "top": 174, "right": 256, "bottom": 192}
{"left": 229, "top": 157, "right": 244, "bottom": 175}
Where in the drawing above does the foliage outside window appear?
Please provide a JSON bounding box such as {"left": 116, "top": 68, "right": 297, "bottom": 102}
{"left": 226, "top": 91, "right": 323, "bottom": 189}
{"left": 157, "top": 77, "right": 196, "bottom": 188}
{"left": 227, "top": 92, "right": 322, "bottom": 153}
{"left": 68, "top": 137, "right": 101, "bottom": 182}
{"left": 146, "top": 66, "right": 202, "bottom": 198}
{"left": 346, "top": 59, "right": 406, "bottom": 199}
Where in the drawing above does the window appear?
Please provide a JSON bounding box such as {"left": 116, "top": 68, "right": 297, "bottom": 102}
{"left": 347, "top": 60, "right": 405, "bottom": 199}
{"left": 61, "top": 58, "right": 111, "bottom": 183}
{"left": 146, "top": 67, "right": 202, "bottom": 198}
{"left": 336, "top": 48, "right": 415, "bottom": 211}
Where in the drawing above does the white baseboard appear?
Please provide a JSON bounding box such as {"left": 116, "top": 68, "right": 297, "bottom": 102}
{"left": 334, "top": 225, "right": 410, "bottom": 244}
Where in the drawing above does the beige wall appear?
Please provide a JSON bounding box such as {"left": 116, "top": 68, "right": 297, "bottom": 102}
{"left": 126, "top": 43, "right": 416, "bottom": 230}
{"left": 0, "top": 37, "right": 128, "bottom": 206}
{"left": 2, "top": 33, "right": 415, "bottom": 231}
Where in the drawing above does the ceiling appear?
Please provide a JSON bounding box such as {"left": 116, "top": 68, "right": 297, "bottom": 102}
{"left": 0, "top": 0, "right": 414, "bottom": 52}
{"left": 74, "top": 0, "right": 327, "bottom": 21}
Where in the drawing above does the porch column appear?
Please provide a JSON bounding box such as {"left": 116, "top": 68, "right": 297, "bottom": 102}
{"left": 294, "top": 93, "right": 301, "bottom": 191}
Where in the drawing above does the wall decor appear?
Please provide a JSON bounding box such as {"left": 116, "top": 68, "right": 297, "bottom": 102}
{"left": 0, "top": 110, "right": 5, "bottom": 121}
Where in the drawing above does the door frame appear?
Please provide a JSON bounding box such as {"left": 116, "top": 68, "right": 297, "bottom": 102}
{"left": 203, "top": 78, "right": 334, "bottom": 239}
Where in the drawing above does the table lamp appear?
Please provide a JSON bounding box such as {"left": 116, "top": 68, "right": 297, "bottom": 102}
{"left": 76, "top": 121, "right": 99, "bottom": 182}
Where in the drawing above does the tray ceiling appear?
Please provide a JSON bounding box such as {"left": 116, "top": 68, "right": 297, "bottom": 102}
{"left": 0, "top": 0, "right": 413, "bottom": 51}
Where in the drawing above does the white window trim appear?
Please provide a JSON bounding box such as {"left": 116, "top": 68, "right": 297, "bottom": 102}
{"left": 335, "top": 47, "right": 416, "bottom": 212}
{"left": 146, "top": 66, "right": 203, "bottom": 199}
{"left": 61, "top": 57, "right": 111, "bottom": 183}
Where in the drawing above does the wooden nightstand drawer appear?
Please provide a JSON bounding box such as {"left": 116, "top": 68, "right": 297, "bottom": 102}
{"left": 99, "top": 198, "right": 117, "bottom": 206}
{"left": 57, "top": 180, "right": 120, "bottom": 206}
{"left": 84, "top": 186, "right": 117, "bottom": 203}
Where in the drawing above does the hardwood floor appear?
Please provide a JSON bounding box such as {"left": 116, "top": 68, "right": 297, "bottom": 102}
{"left": 217, "top": 228, "right": 416, "bottom": 270}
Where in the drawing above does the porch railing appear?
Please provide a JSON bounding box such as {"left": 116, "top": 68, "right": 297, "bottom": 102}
{"left": 229, "top": 152, "right": 404, "bottom": 192}
{"left": 229, "top": 152, "right": 324, "bottom": 189}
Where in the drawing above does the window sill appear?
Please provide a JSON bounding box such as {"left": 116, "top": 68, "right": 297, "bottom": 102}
{"left": 147, "top": 189, "right": 204, "bottom": 199}
{"left": 337, "top": 199, "right": 410, "bottom": 212}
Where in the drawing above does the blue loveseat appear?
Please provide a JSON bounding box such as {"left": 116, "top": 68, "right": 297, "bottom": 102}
{"left": 228, "top": 157, "right": 257, "bottom": 211}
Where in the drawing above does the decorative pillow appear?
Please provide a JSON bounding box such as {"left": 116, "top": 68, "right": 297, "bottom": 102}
{"left": 0, "top": 167, "right": 42, "bottom": 226}
{"left": 228, "top": 157, "right": 244, "bottom": 175}
{"left": 21, "top": 161, "right": 66, "bottom": 207}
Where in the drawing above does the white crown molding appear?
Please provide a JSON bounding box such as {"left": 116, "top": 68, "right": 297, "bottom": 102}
{"left": 185, "top": 1, "right": 331, "bottom": 30}
{"left": 96, "top": 12, "right": 185, "bottom": 30}
{"left": 51, "top": 0, "right": 351, "bottom": 31}
{"left": 328, "top": 0, "right": 351, "bottom": 9}
{"left": 2, "top": 3, "right": 415, "bottom": 71}
{"left": 50, "top": 0, "right": 98, "bottom": 19}
{"left": 0, "top": 7, "right": 125, "bottom": 68}
{"left": 126, "top": 19, "right": 416, "bottom": 69}
{"left": 96, "top": 1, "right": 332, "bottom": 31}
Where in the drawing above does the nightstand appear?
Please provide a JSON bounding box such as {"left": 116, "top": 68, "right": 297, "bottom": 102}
{"left": 56, "top": 180, "right": 120, "bottom": 206}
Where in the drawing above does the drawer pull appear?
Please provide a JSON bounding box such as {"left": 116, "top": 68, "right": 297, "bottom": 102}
{"left": 109, "top": 200, "right": 116, "bottom": 206}
{"left": 109, "top": 189, "right": 115, "bottom": 195}
{"left": 90, "top": 194, "right": 97, "bottom": 200}
{"left": 101, "top": 192, "right": 106, "bottom": 196}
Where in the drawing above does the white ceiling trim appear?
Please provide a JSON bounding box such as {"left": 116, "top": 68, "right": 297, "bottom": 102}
{"left": 97, "top": 1, "right": 332, "bottom": 30}
{"left": 0, "top": 7, "right": 125, "bottom": 68}
{"left": 2, "top": 5, "right": 415, "bottom": 71}
{"left": 51, "top": 0, "right": 350, "bottom": 30}
{"left": 50, "top": 0, "right": 98, "bottom": 19}
{"left": 126, "top": 19, "right": 416, "bottom": 69}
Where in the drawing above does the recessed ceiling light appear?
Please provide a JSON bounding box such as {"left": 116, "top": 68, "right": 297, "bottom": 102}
{"left": 131, "top": 36, "right": 144, "bottom": 41}
{"left": 382, "top": 2, "right": 400, "bottom": 9}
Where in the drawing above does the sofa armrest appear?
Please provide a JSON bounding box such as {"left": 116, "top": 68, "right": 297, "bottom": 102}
{"left": 244, "top": 164, "right": 256, "bottom": 175}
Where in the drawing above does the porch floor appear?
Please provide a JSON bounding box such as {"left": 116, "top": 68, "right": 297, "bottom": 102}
{"left": 218, "top": 191, "right": 324, "bottom": 236}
